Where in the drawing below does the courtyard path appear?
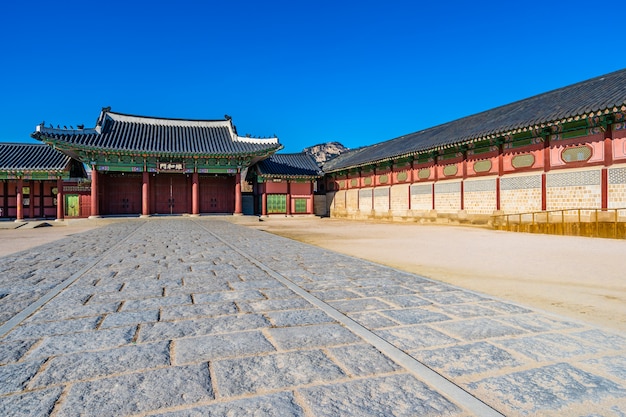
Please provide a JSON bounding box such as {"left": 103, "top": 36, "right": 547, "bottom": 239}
{"left": 0, "top": 218, "right": 624, "bottom": 416}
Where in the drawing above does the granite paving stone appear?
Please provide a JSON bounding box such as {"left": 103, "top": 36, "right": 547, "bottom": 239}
{"left": 30, "top": 341, "right": 171, "bottom": 387}
{"left": 0, "top": 387, "right": 63, "bottom": 417}
{"left": 213, "top": 350, "right": 346, "bottom": 397}
{"left": 24, "top": 326, "right": 136, "bottom": 359}
{"left": 432, "top": 317, "right": 527, "bottom": 341}
{"left": 347, "top": 311, "right": 399, "bottom": 329}
{"left": 192, "top": 289, "right": 266, "bottom": 303}
{"left": 238, "top": 297, "right": 312, "bottom": 313}
{"left": 147, "top": 392, "right": 305, "bottom": 417}
{"left": 298, "top": 374, "right": 464, "bottom": 417}
{"left": 99, "top": 309, "right": 160, "bottom": 328}
{"left": 120, "top": 294, "right": 192, "bottom": 311}
{"left": 467, "top": 363, "right": 626, "bottom": 416}
{"left": 174, "top": 330, "right": 275, "bottom": 364}
{"left": 4, "top": 316, "right": 101, "bottom": 341}
{"left": 380, "top": 307, "right": 452, "bottom": 324}
{"left": 0, "top": 359, "right": 43, "bottom": 394}
{"left": 328, "top": 344, "right": 401, "bottom": 376}
{"left": 267, "top": 323, "right": 361, "bottom": 350}
{"left": 411, "top": 341, "right": 523, "bottom": 377}
{"left": 375, "top": 325, "right": 459, "bottom": 350}
{"left": 138, "top": 314, "right": 270, "bottom": 342}
{"left": 327, "top": 297, "right": 395, "bottom": 313}
{"left": 159, "top": 301, "right": 238, "bottom": 321}
{"left": 0, "top": 339, "right": 36, "bottom": 365}
{"left": 265, "top": 309, "right": 335, "bottom": 327}
{"left": 497, "top": 333, "right": 601, "bottom": 362}
{"left": 55, "top": 364, "right": 214, "bottom": 417}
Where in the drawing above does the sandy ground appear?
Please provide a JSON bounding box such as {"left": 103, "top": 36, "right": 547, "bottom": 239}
{"left": 249, "top": 217, "right": 626, "bottom": 333}
{"left": 1, "top": 217, "right": 625, "bottom": 333}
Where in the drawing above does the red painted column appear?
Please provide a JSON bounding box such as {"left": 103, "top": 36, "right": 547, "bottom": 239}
{"left": 16, "top": 178, "right": 24, "bottom": 221}
{"left": 90, "top": 168, "right": 100, "bottom": 218}
{"left": 307, "top": 181, "right": 314, "bottom": 214}
{"left": 261, "top": 183, "right": 267, "bottom": 216}
{"left": 190, "top": 172, "right": 199, "bottom": 215}
{"left": 542, "top": 134, "right": 551, "bottom": 211}
{"left": 142, "top": 171, "right": 151, "bottom": 216}
{"left": 286, "top": 181, "right": 291, "bottom": 216}
{"left": 234, "top": 172, "right": 242, "bottom": 215}
{"left": 56, "top": 177, "right": 64, "bottom": 221}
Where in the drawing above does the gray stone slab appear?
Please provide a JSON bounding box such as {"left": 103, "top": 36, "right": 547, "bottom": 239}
{"left": 193, "top": 289, "right": 266, "bottom": 303}
{"left": 0, "top": 340, "right": 36, "bottom": 365}
{"left": 0, "top": 387, "right": 63, "bottom": 417}
{"left": 30, "top": 341, "right": 171, "bottom": 387}
{"left": 431, "top": 303, "right": 500, "bottom": 318}
{"left": 375, "top": 325, "right": 458, "bottom": 350}
{"left": 55, "top": 364, "right": 214, "bottom": 417}
{"left": 149, "top": 392, "right": 305, "bottom": 417}
{"left": 213, "top": 350, "right": 346, "bottom": 397}
{"left": 265, "top": 309, "right": 335, "bottom": 327}
{"left": 419, "top": 290, "right": 488, "bottom": 305}
{"left": 120, "top": 295, "right": 192, "bottom": 311}
{"left": 497, "top": 333, "right": 600, "bottom": 362}
{"left": 329, "top": 344, "right": 401, "bottom": 376}
{"left": 412, "top": 341, "right": 522, "bottom": 377}
{"left": 381, "top": 294, "right": 433, "bottom": 308}
{"left": 570, "top": 329, "right": 626, "bottom": 352}
{"left": 433, "top": 318, "right": 527, "bottom": 341}
{"left": 354, "top": 285, "right": 415, "bottom": 297}
{"left": 347, "top": 312, "right": 399, "bottom": 329}
{"left": 582, "top": 355, "right": 626, "bottom": 381}
{"left": 328, "top": 298, "right": 394, "bottom": 313}
{"left": 238, "top": 298, "right": 312, "bottom": 313}
{"left": 100, "top": 310, "right": 160, "bottom": 328}
{"left": 24, "top": 326, "right": 136, "bottom": 359}
{"left": 25, "top": 301, "right": 121, "bottom": 323}
{"left": 267, "top": 323, "right": 361, "bottom": 350}
{"left": 380, "top": 308, "right": 451, "bottom": 324}
{"left": 228, "top": 280, "right": 284, "bottom": 290}
{"left": 482, "top": 300, "right": 533, "bottom": 314}
{"left": 138, "top": 314, "right": 270, "bottom": 342}
{"left": 174, "top": 331, "right": 275, "bottom": 364}
{"left": 6, "top": 316, "right": 101, "bottom": 343}
{"left": 497, "top": 313, "right": 582, "bottom": 333}
{"left": 309, "top": 289, "right": 361, "bottom": 301}
{"left": 159, "top": 302, "right": 238, "bottom": 321}
{"left": 468, "top": 363, "right": 626, "bottom": 416}
{"left": 87, "top": 288, "right": 164, "bottom": 303}
{"left": 0, "top": 360, "right": 43, "bottom": 395}
{"left": 299, "top": 374, "right": 463, "bottom": 417}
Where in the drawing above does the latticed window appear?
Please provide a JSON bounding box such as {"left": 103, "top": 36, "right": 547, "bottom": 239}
{"left": 294, "top": 198, "right": 307, "bottom": 213}
{"left": 267, "top": 194, "right": 286, "bottom": 213}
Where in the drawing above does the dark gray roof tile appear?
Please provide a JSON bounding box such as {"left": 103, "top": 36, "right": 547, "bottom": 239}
{"left": 256, "top": 153, "right": 323, "bottom": 178}
{"left": 325, "top": 69, "right": 626, "bottom": 171}
{"left": 0, "top": 143, "right": 72, "bottom": 172}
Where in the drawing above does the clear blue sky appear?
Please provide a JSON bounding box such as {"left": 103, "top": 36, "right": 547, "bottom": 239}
{"left": 1, "top": 1, "right": 624, "bottom": 153}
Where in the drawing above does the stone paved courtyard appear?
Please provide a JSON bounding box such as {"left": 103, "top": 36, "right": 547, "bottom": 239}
{"left": 0, "top": 218, "right": 624, "bottom": 416}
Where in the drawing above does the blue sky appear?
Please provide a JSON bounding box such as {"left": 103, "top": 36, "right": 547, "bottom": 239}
{"left": 1, "top": 1, "right": 624, "bottom": 153}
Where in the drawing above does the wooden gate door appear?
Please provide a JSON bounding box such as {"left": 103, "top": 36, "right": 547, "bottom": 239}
{"left": 103, "top": 173, "right": 142, "bottom": 215}
{"left": 199, "top": 175, "right": 234, "bottom": 213}
{"left": 65, "top": 195, "right": 79, "bottom": 217}
{"left": 155, "top": 174, "right": 189, "bottom": 214}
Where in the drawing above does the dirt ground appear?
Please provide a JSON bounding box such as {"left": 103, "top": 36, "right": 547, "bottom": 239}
{"left": 249, "top": 217, "right": 626, "bottom": 333}
{"left": 1, "top": 217, "right": 625, "bottom": 333}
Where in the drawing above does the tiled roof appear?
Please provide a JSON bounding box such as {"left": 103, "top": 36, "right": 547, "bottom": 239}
{"left": 31, "top": 109, "right": 282, "bottom": 157}
{"left": 324, "top": 68, "right": 626, "bottom": 172}
{"left": 0, "top": 143, "right": 72, "bottom": 172}
{"left": 255, "top": 153, "right": 323, "bottom": 178}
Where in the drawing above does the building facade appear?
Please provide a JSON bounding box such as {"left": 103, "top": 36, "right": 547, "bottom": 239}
{"left": 0, "top": 143, "right": 86, "bottom": 220}
{"left": 322, "top": 69, "right": 626, "bottom": 223}
{"left": 31, "top": 108, "right": 281, "bottom": 217}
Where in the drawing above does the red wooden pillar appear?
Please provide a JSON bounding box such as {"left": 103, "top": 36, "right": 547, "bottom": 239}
{"left": 16, "top": 178, "right": 24, "bottom": 221}
{"left": 142, "top": 171, "right": 151, "bottom": 216}
{"left": 56, "top": 177, "right": 64, "bottom": 221}
{"left": 261, "top": 183, "right": 267, "bottom": 216}
{"left": 542, "top": 133, "right": 551, "bottom": 211}
{"left": 190, "top": 172, "right": 199, "bottom": 215}
{"left": 90, "top": 168, "right": 100, "bottom": 218}
{"left": 307, "top": 181, "right": 314, "bottom": 214}
{"left": 234, "top": 172, "right": 242, "bottom": 215}
{"left": 286, "top": 181, "right": 291, "bottom": 216}
{"left": 602, "top": 124, "right": 613, "bottom": 210}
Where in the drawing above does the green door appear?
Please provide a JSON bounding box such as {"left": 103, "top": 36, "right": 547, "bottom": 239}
{"left": 65, "top": 194, "right": 80, "bottom": 217}
{"left": 267, "top": 194, "right": 286, "bottom": 214}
